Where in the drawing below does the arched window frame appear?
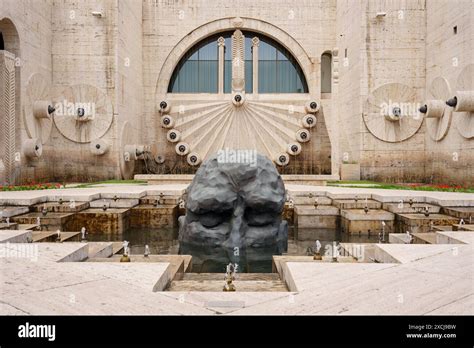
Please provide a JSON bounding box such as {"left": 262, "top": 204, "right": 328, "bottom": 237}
{"left": 168, "top": 30, "right": 309, "bottom": 94}
{"left": 321, "top": 51, "right": 332, "bottom": 94}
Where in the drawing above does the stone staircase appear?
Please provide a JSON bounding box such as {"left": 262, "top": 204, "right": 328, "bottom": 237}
{"left": 167, "top": 272, "right": 288, "bottom": 292}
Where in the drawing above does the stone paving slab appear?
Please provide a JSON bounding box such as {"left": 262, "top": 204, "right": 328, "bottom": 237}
{"left": 229, "top": 241, "right": 473, "bottom": 315}
{"left": 2, "top": 185, "right": 473, "bottom": 208}
{"left": 90, "top": 198, "right": 139, "bottom": 208}
{"left": 294, "top": 205, "right": 339, "bottom": 215}
{"left": 0, "top": 222, "right": 18, "bottom": 230}
{"left": 0, "top": 230, "right": 32, "bottom": 243}
{"left": 374, "top": 243, "right": 460, "bottom": 264}
{"left": 0, "top": 233, "right": 472, "bottom": 315}
{"left": 0, "top": 206, "right": 30, "bottom": 218}
{"left": 341, "top": 209, "right": 394, "bottom": 220}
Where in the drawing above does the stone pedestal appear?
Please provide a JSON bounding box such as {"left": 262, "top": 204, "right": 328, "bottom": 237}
{"left": 70, "top": 208, "right": 131, "bottom": 234}
{"left": 90, "top": 199, "right": 139, "bottom": 209}
{"left": 130, "top": 205, "right": 178, "bottom": 228}
{"left": 333, "top": 199, "right": 381, "bottom": 210}
{"left": 294, "top": 227, "right": 337, "bottom": 241}
{"left": 0, "top": 206, "right": 30, "bottom": 218}
{"left": 396, "top": 213, "right": 459, "bottom": 234}
{"left": 31, "top": 201, "right": 89, "bottom": 213}
{"left": 441, "top": 207, "right": 474, "bottom": 220}
{"left": 294, "top": 205, "right": 339, "bottom": 229}
{"left": 0, "top": 222, "right": 19, "bottom": 230}
{"left": 341, "top": 209, "right": 394, "bottom": 234}
{"left": 140, "top": 195, "right": 180, "bottom": 205}
{"left": 12, "top": 212, "right": 75, "bottom": 231}
{"left": 383, "top": 202, "right": 440, "bottom": 214}
{"left": 292, "top": 196, "right": 332, "bottom": 205}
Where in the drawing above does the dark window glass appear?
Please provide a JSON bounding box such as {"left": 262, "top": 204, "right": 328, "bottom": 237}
{"left": 168, "top": 31, "right": 308, "bottom": 94}
{"left": 321, "top": 52, "right": 332, "bottom": 93}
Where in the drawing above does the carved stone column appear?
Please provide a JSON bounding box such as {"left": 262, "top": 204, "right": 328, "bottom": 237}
{"left": 217, "top": 37, "right": 225, "bottom": 94}
{"left": 252, "top": 37, "right": 259, "bottom": 94}
{"left": 0, "top": 51, "right": 16, "bottom": 185}
{"left": 231, "top": 30, "right": 245, "bottom": 93}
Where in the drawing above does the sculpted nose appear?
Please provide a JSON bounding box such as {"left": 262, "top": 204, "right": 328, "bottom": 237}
{"left": 226, "top": 203, "right": 245, "bottom": 248}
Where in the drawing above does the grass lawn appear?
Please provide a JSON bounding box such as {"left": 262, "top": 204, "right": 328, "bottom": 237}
{"left": 328, "top": 180, "right": 474, "bottom": 193}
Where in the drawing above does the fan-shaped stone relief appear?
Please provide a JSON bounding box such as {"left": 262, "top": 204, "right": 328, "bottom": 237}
{"left": 158, "top": 97, "right": 320, "bottom": 167}
{"left": 451, "top": 64, "right": 474, "bottom": 139}
{"left": 421, "top": 77, "right": 452, "bottom": 141}
{"left": 23, "top": 73, "right": 54, "bottom": 144}
{"left": 363, "top": 83, "right": 423, "bottom": 143}
{"left": 52, "top": 84, "right": 113, "bottom": 143}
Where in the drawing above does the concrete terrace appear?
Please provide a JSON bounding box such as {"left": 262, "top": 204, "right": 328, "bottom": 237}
{"left": 0, "top": 230, "right": 472, "bottom": 315}
{"left": 1, "top": 184, "right": 473, "bottom": 315}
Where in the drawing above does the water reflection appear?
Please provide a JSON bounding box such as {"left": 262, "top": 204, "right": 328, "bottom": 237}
{"left": 87, "top": 226, "right": 380, "bottom": 273}
{"left": 179, "top": 241, "right": 286, "bottom": 273}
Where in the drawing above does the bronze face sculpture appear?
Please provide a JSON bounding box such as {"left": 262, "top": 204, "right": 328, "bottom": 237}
{"left": 178, "top": 152, "right": 288, "bottom": 251}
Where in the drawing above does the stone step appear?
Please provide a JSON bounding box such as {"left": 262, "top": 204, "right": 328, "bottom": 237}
{"left": 112, "top": 241, "right": 124, "bottom": 254}
{"left": 395, "top": 213, "right": 459, "bottom": 234}
{"left": 69, "top": 208, "right": 131, "bottom": 234}
{"left": 32, "top": 231, "right": 57, "bottom": 242}
{"left": 88, "top": 242, "right": 113, "bottom": 258}
{"left": 0, "top": 222, "right": 18, "bottom": 230}
{"left": 181, "top": 273, "right": 281, "bottom": 281}
{"left": 383, "top": 202, "right": 440, "bottom": 214}
{"left": 17, "top": 224, "right": 40, "bottom": 231}
{"left": 90, "top": 254, "right": 192, "bottom": 275}
{"left": 453, "top": 224, "right": 474, "bottom": 231}
{"left": 0, "top": 206, "right": 30, "bottom": 218}
{"left": 0, "top": 230, "right": 33, "bottom": 243}
{"left": 294, "top": 205, "right": 339, "bottom": 229}
{"left": 167, "top": 279, "right": 288, "bottom": 292}
{"left": 441, "top": 207, "right": 474, "bottom": 219}
{"left": 332, "top": 199, "right": 381, "bottom": 210}
{"left": 30, "top": 201, "right": 89, "bottom": 213}
{"left": 139, "top": 195, "right": 180, "bottom": 205}
{"left": 291, "top": 196, "right": 332, "bottom": 205}
{"left": 341, "top": 209, "right": 395, "bottom": 234}
{"left": 12, "top": 212, "right": 74, "bottom": 231}
{"left": 130, "top": 204, "right": 178, "bottom": 228}
{"left": 32, "top": 231, "right": 80, "bottom": 242}
{"left": 412, "top": 232, "right": 438, "bottom": 244}
{"left": 432, "top": 225, "right": 453, "bottom": 231}
{"left": 90, "top": 199, "right": 139, "bottom": 209}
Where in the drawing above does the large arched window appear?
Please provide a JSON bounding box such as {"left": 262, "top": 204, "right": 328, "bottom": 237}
{"left": 168, "top": 30, "right": 308, "bottom": 94}
{"left": 168, "top": 34, "right": 220, "bottom": 93}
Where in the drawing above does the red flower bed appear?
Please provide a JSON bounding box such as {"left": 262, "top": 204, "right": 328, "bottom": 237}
{"left": 0, "top": 183, "right": 62, "bottom": 191}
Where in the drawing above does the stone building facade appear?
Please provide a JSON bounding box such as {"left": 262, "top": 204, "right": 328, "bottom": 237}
{"left": 0, "top": 0, "right": 472, "bottom": 185}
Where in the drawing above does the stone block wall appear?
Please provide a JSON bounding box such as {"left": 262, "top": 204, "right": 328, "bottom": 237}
{"left": 1, "top": 0, "right": 472, "bottom": 185}
{"left": 424, "top": 0, "right": 473, "bottom": 186}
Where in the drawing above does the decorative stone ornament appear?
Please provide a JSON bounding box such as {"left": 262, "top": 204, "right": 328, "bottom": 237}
{"left": 22, "top": 138, "right": 42, "bottom": 158}
{"left": 305, "top": 100, "right": 320, "bottom": 113}
{"left": 175, "top": 142, "right": 190, "bottom": 156}
{"left": 287, "top": 143, "right": 302, "bottom": 156}
{"left": 296, "top": 129, "right": 311, "bottom": 143}
{"left": 52, "top": 84, "right": 113, "bottom": 143}
{"left": 451, "top": 64, "right": 474, "bottom": 139}
{"left": 302, "top": 114, "right": 317, "bottom": 128}
{"left": 421, "top": 77, "right": 452, "bottom": 141}
{"left": 167, "top": 129, "right": 181, "bottom": 143}
{"left": 363, "top": 83, "right": 423, "bottom": 142}
{"left": 158, "top": 100, "right": 170, "bottom": 114}
{"left": 160, "top": 115, "right": 175, "bottom": 128}
{"left": 90, "top": 138, "right": 109, "bottom": 155}
{"left": 24, "top": 73, "right": 54, "bottom": 144}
